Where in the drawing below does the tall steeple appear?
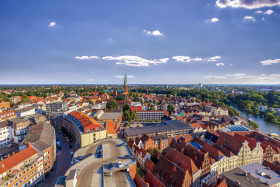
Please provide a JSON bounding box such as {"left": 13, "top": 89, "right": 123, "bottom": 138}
{"left": 123, "top": 73, "right": 128, "bottom": 95}
{"left": 124, "top": 74, "right": 128, "bottom": 86}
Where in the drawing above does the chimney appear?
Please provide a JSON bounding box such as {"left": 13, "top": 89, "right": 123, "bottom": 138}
{"left": 7, "top": 154, "right": 10, "bottom": 158}
{"left": 12, "top": 152, "right": 15, "bottom": 155}
{"left": 26, "top": 143, "right": 32, "bottom": 148}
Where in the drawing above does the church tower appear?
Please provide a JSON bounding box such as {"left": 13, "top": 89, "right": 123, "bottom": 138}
{"left": 123, "top": 74, "right": 129, "bottom": 95}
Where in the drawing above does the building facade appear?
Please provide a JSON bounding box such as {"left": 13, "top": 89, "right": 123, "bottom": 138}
{"left": 136, "top": 111, "right": 168, "bottom": 121}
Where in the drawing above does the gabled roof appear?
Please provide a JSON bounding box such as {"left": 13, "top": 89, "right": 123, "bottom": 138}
{"left": 165, "top": 147, "right": 198, "bottom": 174}
{"left": 214, "top": 132, "right": 245, "bottom": 155}
{"left": 154, "top": 156, "right": 189, "bottom": 187}
{"left": 144, "top": 158, "right": 156, "bottom": 173}
{"left": 0, "top": 147, "right": 38, "bottom": 175}
{"left": 145, "top": 170, "right": 166, "bottom": 187}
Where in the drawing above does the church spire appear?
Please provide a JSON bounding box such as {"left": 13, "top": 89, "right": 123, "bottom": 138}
{"left": 124, "top": 74, "right": 128, "bottom": 86}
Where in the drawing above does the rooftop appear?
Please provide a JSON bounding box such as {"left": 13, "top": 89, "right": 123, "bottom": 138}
{"left": 240, "top": 162, "right": 280, "bottom": 186}
{"left": 0, "top": 147, "right": 38, "bottom": 175}
{"left": 99, "top": 112, "right": 122, "bottom": 120}
{"left": 20, "top": 122, "right": 55, "bottom": 151}
{"left": 124, "top": 120, "right": 191, "bottom": 136}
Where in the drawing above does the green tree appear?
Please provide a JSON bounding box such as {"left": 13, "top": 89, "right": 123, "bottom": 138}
{"left": 123, "top": 110, "right": 132, "bottom": 123}
{"left": 106, "top": 100, "right": 118, "bottom": 109}
{"left": 131, "top": 111, "right": 136, "bottom": 121}
{"left": 249, "top": 121, "right": 259, "bottom": 128}
{"left": 167, "top": 94, "right": 172, "bottom": 98}
{"left": 150, "top": 106, "right": 155, "bottom": 111}
{"left": 167, "top": 104, "right": 175, "bottom": 115}
{"left": 21, "top": 95, "right": 29, "bottom": 103}
{"left": 89, "top": 100, "right": 93, "bottom": 104}
{"left": 122, "top": 104, "right": 130, "bottom": 111}
{"left": 265, "top": 113, "right": 276, "bottom": 122}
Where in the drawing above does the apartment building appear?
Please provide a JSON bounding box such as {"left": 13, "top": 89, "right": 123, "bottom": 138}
{"left": 61, "top": 111, "right": 106, "bottom": 148}
{"left": 0, "top": 146, "right": 44, "bottom": 187}
{"left": 46, "top": 102, "right": 68, "bottom": 116}
{"left": 0, "top": 121, "right": 12, "bottom": 148}
{"left": 9, "top": 118, "right": 31, "bottom": 143}
{"left": 136, "top": 111, "right": 168, "bottom": 121}
{"left": 20, "top": 122, "right": 56, "bottom": 171}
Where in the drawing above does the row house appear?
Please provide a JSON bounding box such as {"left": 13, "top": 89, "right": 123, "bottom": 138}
{"left": 235, "top": 131, "right": 280, "bottom": 161}
{"left": 214, "top": 132, "right": 263, "bottom": 167}
{"left": 174, "top": 142, "right": 213, "bottom": 177}
{"left": 0, "top": 110, "right": 17, "bottom": 122}
{"left": 165, "top": 147, "right": 201, "bottom": 186}
{"left": 130, "top": 144, "right": 151, "bottom": 169}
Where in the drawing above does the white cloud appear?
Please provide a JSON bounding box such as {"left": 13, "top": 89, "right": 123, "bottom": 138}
{"left": 207, "top": 56, "right": 221, "bottom": 62}
{"left": 75, "top": 56, "right": 99, "bottom": 60}
{"left": 255, "top": 9, "right": 274, "bottom": 15}
{"left": 264, "top": 9, "right": 274, "bottom": 15}
{"left": 172, "top": 56, "right": 221, "bottom": 63}
{"left": 48, "top": 22, "right": 56, "bottom": 27}
{"left": 255, "top": 10, "right": 264, "bottom": 14}
{"left": 204, "top": 75, "right": 226, "bottom": 79}
{"left": 216, "top": 0, "right": 280, "bottom": 9}
{"left": 211, "top": 18, "right": 220, "bottom": 22}
{"left": 144, "top": 30, "right": 164, "bottom": 36}
{"left": 113, "top": 75, "right": 135, "bottom": 78}
{"left": 216, "top": 63, "right": 225, "bottom": 66}
{"left": 260, "top": 59, "right": 280, "bottom": 65}
{"left": 102, "top": 56, "right": 168, "bottom": 67}
{"left": 244, "top": 16, "right": 256, "bottom": 21}
{"left": 86, "top": 79, "right": 95, "bottom": 82}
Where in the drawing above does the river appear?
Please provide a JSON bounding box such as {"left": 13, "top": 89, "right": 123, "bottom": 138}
{"left": 232, "top": 106, "right": 280, "bottom": 135}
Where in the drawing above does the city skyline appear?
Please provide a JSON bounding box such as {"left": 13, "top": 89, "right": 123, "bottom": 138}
{"left": 1, "top": 0, "right": 280, "bottom": 84}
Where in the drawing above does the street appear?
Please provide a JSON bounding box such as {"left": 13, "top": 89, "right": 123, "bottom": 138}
{"left": 41, "top": 131, "right": 73, "bottom": 187}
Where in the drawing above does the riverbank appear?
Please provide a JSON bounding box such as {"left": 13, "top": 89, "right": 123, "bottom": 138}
{"left": 231, "top": 106, "right": 280, "bottom": 135}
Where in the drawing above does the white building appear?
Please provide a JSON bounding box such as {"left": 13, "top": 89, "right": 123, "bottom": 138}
{"left": 0, "top": 121, "right": 12, "bottom": 148}
{"left": 15, "top": 107, "right": 36, "bottom": 117}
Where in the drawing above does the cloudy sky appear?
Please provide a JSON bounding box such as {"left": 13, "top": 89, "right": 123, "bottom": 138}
{"left": 0, "top": 0, "right": 280, "bottom": 84}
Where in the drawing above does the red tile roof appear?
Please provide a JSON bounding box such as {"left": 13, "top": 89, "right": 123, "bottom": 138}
{"left": 134, "top": 173, "right": 147, "bottom": 187}
{"left": 144, "top": 158, "right": 156, "bottom": 173}
{"left": 165, "top": 147, "right": 198, "bottom": 174}
{"left": 145, "top": 170, "right": 166, "bottom": 187}
{"left": 0, "top": 147, "right": 38, "bottom": 175}
{"left": 154, "top": 156, "right": 190, "bottom": 187}
{"left": 69, "top": 111, "right": 102, "bottom": 133}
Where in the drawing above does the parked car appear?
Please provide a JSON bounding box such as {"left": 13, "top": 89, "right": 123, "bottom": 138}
{"left": 118, "top": 161, "right": 122, "bottom": 168}
{"left": 70, "top": 152, "right": 74, "bottom": 158}
{"left": 109, "top": 162, "right": 114, "bottom": 168}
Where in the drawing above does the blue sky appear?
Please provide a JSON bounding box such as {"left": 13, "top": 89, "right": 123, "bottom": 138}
{"left": 0, "top": 0, "right": 280, "bottom": 84}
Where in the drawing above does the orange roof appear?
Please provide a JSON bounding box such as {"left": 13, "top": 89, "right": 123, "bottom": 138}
{"left": 69, "top": 111, "right": 102, "bottom": 132}
{"left": 0, "top": 147, "right": 38, "bottom": 174}
{"left": 106, "top": 121, "right": 117, "bottom": 135}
